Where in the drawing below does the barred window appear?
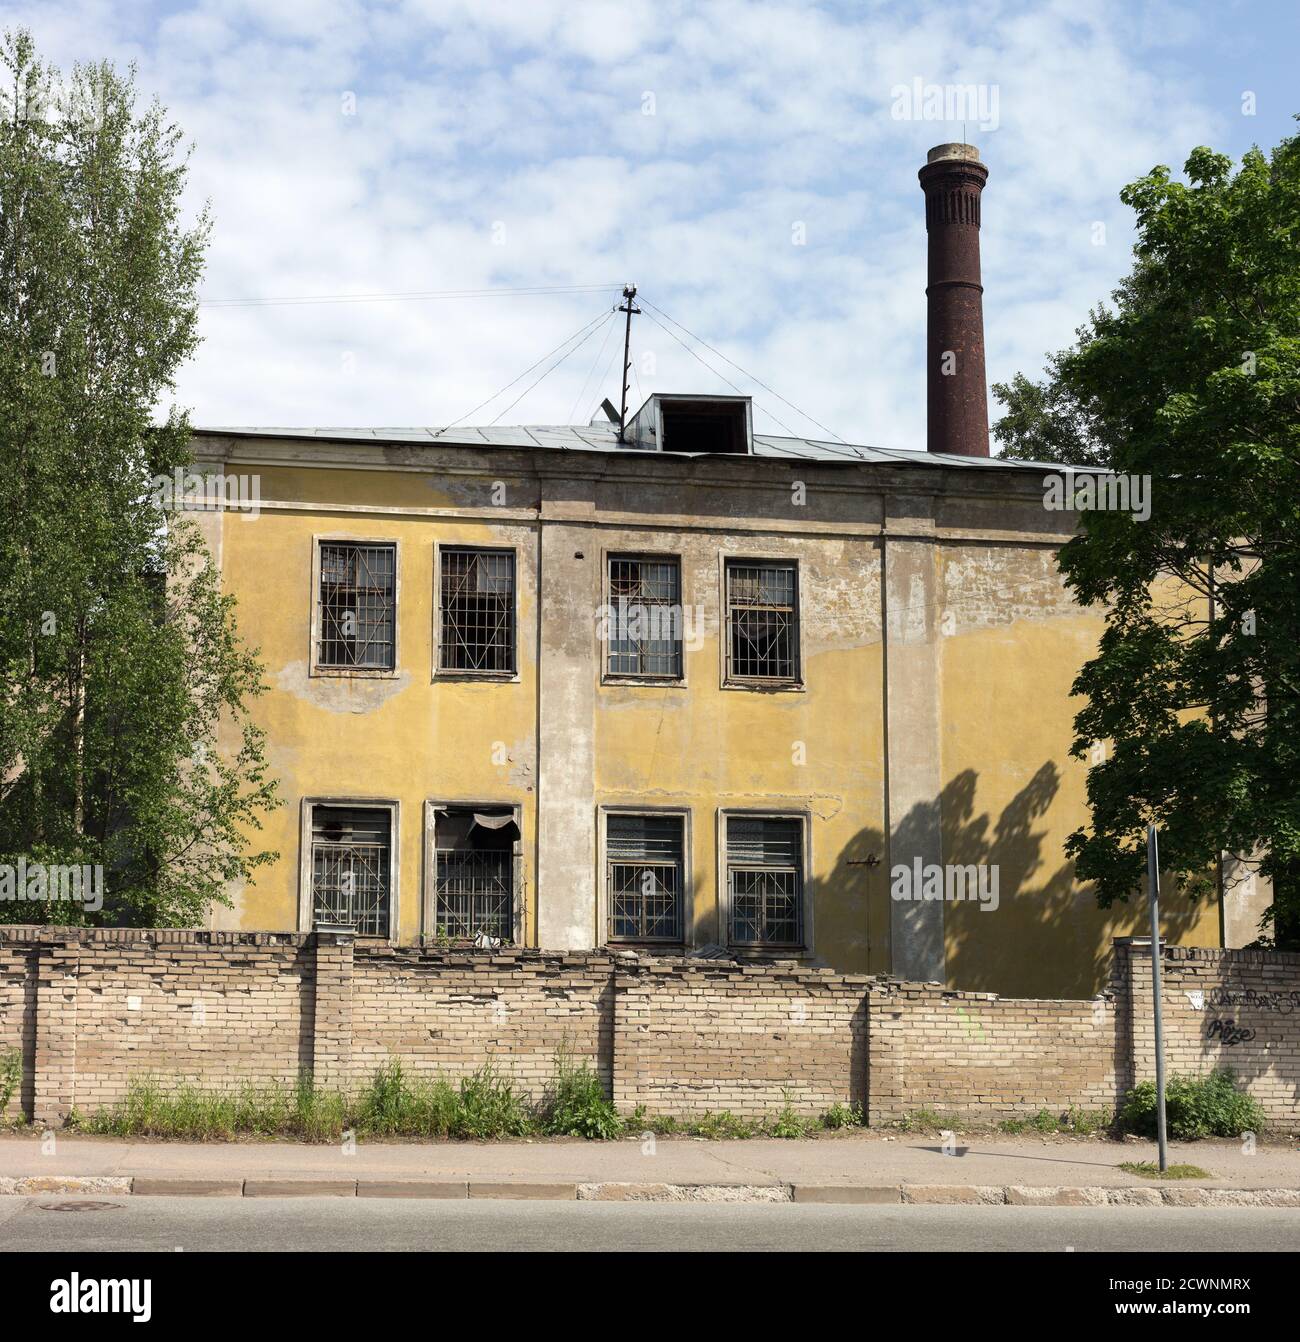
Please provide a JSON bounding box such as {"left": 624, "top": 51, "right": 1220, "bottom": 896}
{"left": 439, "top": 548, "right": 516, "bottom": 673}
{"left": 607, "top": 556, "right": 682, "bottom": 678}
{"left": 311, "top": 806, "right": 392, "bottom": 937}
{"left": 725, "top": 560, "right": 799, "bottom": 683}
{"left": 606, "top": 813, "right": 684, "bottom": 942}
{"left": 433, "top": 807, "right": 516, "bottom": 941}
{"left": 317, "top": 542, "right": 396, "bottom": 670}
{"left": 726, "top": 815, "right": 803, "bottom": 947}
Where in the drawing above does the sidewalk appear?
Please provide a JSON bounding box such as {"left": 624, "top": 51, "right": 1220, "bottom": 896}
{"left": 3, "top": 1132, "right": 1299, "bottom": 1205}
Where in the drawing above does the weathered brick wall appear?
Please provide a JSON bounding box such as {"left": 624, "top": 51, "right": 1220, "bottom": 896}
{"left": 350, "top": 947, "right": 614, "bottom": 1096}
{"left": 866, "top": 981, "right": 1120, "bottom": 1124}
{"left": 613, "top": 961, "right": 870, "bottom": 1117}
{"left": 0, "top": 929, "right": 1294, "bottom": 1131}
{"left": 1117, "top": 939, "right": 1300, "bottom": 1133}
{"left": 0, "top": 940, "right": 33, "bottom": 1119}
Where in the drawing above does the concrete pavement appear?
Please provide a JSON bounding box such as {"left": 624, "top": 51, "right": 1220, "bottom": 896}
{"left": 2, "top": 1132, "right": 1299, "bottom": 1205}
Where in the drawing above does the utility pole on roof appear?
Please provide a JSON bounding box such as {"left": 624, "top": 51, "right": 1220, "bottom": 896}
{"left": 617, "top": 285, "right": 639, "bottom": 443}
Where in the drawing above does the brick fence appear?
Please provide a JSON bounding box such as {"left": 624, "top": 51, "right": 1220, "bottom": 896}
{"left": 0, "top": 929, "right": 1296, "bottom": 1131}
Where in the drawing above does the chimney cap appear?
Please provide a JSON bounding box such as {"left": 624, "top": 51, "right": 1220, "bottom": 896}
{"left": 926, "top": 142, "right": 983, "bottom": 165}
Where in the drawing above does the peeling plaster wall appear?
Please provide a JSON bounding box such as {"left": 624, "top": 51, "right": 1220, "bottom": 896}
{"left": 194, "top": 438, "right": 1241, "bottom": 995}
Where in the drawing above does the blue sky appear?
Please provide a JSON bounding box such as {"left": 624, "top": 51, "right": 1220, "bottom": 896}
{"left": 9, "top": 0, "right": 1299, "bottom": 449}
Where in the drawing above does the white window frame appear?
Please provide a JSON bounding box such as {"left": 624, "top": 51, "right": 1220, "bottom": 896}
{"left": 309, "top": 535, "right": 401, "bottom": 679}
{"left": 719, "top": 554, "right": 804, "bottom": 690}
{"left": 433, "top": 544, "right": 520, "bottom": 682}
{"left": 601, "top": 548, "right": 688, "bottom": 686}
{"left": 422, "top": 799, "right": 525, "bottom": 945}
{"left": 597, "top": 804, "right": 692, "bottom": 947}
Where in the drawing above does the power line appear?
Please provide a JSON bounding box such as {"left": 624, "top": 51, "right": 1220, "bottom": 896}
{"left": 200, "top": 282, "right": 626, "bottom": 309}
{"left": 432, "top": 307, "right": 614, "bottom": 438}
{"left": 640, "top": 297, "right": 850, "bottom": 445}
{"left": 566, "top": 309, "right": 620, "bottom": 424}
{"left": 637, "top": 307, "right": 802, "bottom": 438}
{"left": 488, "top": 310, "right": 617, "bottom": 426}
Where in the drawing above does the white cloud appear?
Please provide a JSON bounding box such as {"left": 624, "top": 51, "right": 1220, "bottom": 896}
{"left": 3, "top": 0, "right": 1267, "bottom": 445}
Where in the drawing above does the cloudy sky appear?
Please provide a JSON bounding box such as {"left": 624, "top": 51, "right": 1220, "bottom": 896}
{"left": 10, "top": 0, "right": 1298, "bottom": 450}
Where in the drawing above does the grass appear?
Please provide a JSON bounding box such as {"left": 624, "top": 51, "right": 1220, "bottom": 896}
{"left": 1119, "top": 1161, "right": 1211, "bottom": 1180}
{"left": 72, "top": 1057, "right": 873, "bottom": 1143}
{"left": 997, "top": 1106, "right": 1113, "bottom": 1136}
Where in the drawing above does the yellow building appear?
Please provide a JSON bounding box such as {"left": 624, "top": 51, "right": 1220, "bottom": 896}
{"left": 189, "top": 145, "right": 1259, "bottom": 996}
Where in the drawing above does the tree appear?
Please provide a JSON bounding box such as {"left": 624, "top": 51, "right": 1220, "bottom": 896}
{"left": 993, "top": 126, "right": 1300, "bottom": 946}
{"left": 0, "top": 30, "right": 278, "bottom": 925}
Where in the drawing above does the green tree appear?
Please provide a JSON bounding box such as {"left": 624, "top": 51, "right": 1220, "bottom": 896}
{"left": 994, "top": 127, "right": 1300, "bottom": 946}
{"left": 0, "top": 30, "right": 278, "bottom": 925}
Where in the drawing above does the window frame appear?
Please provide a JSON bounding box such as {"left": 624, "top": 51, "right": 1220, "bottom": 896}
{"left": 720, "top": 555, "right": 803, "bottom": 690}
{"left": 597, "top": 804, "right": 692, "bottom": 948}
{"left": 601, "top": 550, "right": 687, "bottom": 686}
{"left": 433, "top": 544, "right": 519, "bottom": 681}
{"left": 716, "top": 807, "right": 812, "bottom": 955}
{"left": 309, "top": 536, "right": 401, "bottom": 679}
{"left": 422, "top": 799, "right": 524, "bottom": 944}
{"left": 298, "top": 797, "right": 400, "bottom": 941}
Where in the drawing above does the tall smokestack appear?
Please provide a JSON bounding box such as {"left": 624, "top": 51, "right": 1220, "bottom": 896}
{"left": 918, "top": 143, "right": 989, "bottom": 457}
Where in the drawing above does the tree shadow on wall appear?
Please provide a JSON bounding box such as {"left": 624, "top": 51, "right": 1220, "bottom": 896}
{"left": 832, "top": 764, "right": 1201, "bottom": 1000}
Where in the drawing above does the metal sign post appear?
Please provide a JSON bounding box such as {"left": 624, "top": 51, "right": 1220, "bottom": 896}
{"left": 1147, "top": 823, "right": 1168, "bottom": 1173}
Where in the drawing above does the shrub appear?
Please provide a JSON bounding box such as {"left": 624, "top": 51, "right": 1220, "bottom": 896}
{"left": 0, "top": 1047, "right": 20, "bottom": 1114}
{"left": 820, "top": 1102, "right": 864, "bottom": 1130}
{"left": 541, "top": 1051, "right": 622, "bottom": 1140}
{"left": 1119, "top": 1069, "right": 1264, "bottom": 1140}
{"left": 453, "top": 1062, "right": 533, "bottom": 1139}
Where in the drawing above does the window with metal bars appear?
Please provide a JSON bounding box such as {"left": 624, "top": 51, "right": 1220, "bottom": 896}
{"left": 726, "top": 815, "right": 804, "bottom": 947}
{"left": 605, "top": 812, "right": 684, "bottom": 942}
{"left": 317, "top": 542, "right": 397, "bottom": 670}
{"left": 724, "top": 560, "right": 799, "bottom": 684}
{"left": 438, "top": 548, "right": 516, "bottom": 673}
{"left": 433, "top": 807, "right": 516, "bottom": 941}
{"left": 310, "top": 806, "right": 392, "bottom": 937}
{"left": 607, "top": 556, "right": 682, "bottom": 678}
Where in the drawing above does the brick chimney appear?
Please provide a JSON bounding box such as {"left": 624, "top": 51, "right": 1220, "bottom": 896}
{"left": 918, "top": 144, "right": 989, "bottom": 457}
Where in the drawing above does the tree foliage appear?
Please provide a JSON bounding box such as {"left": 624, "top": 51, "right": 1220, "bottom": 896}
{"left": 995, "top": 127, "right": 1300, "bottom": 945}
{"left": 0, "top": 30, "right": 278, "bottom": 925}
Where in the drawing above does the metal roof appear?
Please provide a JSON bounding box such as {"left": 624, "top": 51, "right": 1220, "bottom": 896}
{"left": 194, "top": 421, "right": 1059, "bottom": 472}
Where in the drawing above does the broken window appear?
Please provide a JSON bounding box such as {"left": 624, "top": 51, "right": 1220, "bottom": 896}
{"left": 317, "top": 542, "right": 396, "bottom": 670}
{"left": 607, "top": 556, "right": 682, "bottom": 678}
{"left": 310, "top": 805, "right": 392, "bottom": 936}
{"left": 433, "top": 806, "right": 517, "bottom": 940}
{"left": 438, "top": 548, "right": 516, "bottom": 673}
{"left": 606, "top": 812, "right": 684, "bottom": 942}
{"left": 726, "top": 815, "right": 803, "bottom": 947}
{"left": 725, "top": 560, "right": 799, "bottom": 683}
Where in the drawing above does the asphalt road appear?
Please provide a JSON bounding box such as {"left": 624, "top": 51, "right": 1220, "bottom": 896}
{"left": 1, "top": 1195, "right": 1297, "bottom": 1252}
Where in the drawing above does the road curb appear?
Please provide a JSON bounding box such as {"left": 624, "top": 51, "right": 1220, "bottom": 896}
{"left": 4, "top": 1176, "right": 1300, "bottom": 1206}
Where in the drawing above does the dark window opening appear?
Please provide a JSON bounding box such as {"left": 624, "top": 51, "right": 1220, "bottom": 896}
{"left": 311, "top": 805, "right": 392, "bottom": 936}
{"left": 607, "top": 556, "right": 683, "bottom": 678}
{"left": 725, "top": 560, "right": 799, "bottom": 683}
{"left": 317, "top": 542, "right": 396, "bottom": 670}
{"left": 606, "top": 813, "right": 684, "bottom": 942}
{"left": 439, "top": 548, "right": 516, "bottom": 673}
{"left": 434, "top": 806, "right": 517, "bottom": 940}
{"left": 660, "top": 400, "right": 748, "bottom": 455}
{"left": 727, "top": 815, "right": 803, "bottom": 947}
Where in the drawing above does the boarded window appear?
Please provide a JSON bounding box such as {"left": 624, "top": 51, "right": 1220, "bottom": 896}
{"left": 434, "top": 807, "right": 516, "bottom": 940}
{"left": 606, "top": 813, "right": 684, "bottom": 942}
{"left": 311, "top": 806, "right": 392, "bottom": 936}
{"left": 725, "top": 560, "right": 798, "bottom": 683}
{"left": 726, "top": 815, "right": 803, "bottom": 947}
{"left": 607, "top": 556, "right": 682, "bottom": 678}
{"left": 317, "top": 542, "right": 396, "bottom": 670}
{"left": 439, "top": 548, "right": 516, "bottom": 673}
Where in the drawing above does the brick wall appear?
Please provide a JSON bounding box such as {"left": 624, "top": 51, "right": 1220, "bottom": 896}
{"left": 0, "top": 928, "right": 1295, "bottom": 1131}
{"left": 613, "top": 961, "right": 869, "bottom": 1117}
{"left": 866, "top": 980, "right": 1120, "bottom": 1125}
